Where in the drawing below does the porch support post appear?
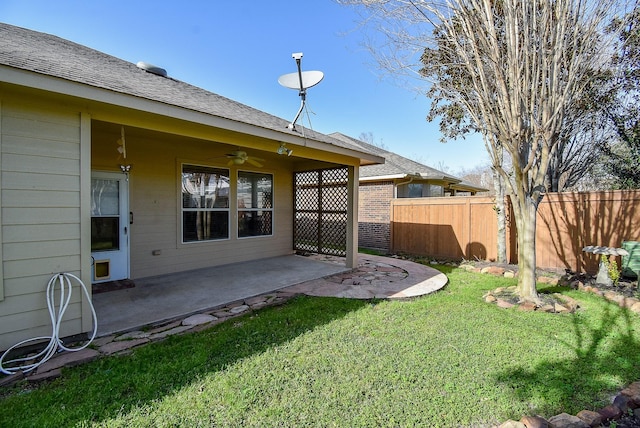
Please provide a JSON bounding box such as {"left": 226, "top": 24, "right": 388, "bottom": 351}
{"left": 346, "top": 165, "right": 359, "bottom": 268}
{"left": 80, "top": 112, "right": 93, "bottom": 332}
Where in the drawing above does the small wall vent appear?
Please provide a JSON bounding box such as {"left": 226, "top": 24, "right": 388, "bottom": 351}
{"left": 136, "top": 61, "right": 167, "bottom": 77}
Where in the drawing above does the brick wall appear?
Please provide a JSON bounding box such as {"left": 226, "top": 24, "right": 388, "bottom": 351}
{"left": 358, "top": 181, "right": 394, "bottom": 251}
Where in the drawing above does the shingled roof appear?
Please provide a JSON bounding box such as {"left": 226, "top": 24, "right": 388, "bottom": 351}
{"left": 329, "top": 132, "right": 487, "bottom": 193}
{"left": 0, "top": 22, "right": 372, "bottom": 156}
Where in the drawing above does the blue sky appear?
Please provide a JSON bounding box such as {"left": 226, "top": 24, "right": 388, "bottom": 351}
{"left": 1, "top": 0, "right": 489, "bottom": 171}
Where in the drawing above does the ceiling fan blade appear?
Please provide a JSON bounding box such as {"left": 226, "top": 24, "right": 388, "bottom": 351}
{"left": 246, "top": 158, "right": 263, "bottom": 167}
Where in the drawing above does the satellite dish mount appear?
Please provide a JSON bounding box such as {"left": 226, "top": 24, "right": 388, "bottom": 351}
{"left": 278, "top": 52, "right": 324, "bottom": 131}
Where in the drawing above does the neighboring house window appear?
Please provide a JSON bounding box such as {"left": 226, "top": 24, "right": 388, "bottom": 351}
{"left": 238, "top": 171, "right": 273, "bottom": 238}
{"left": 429, "top": 184, "right": 444, "bottom": 197}
{"left": 181, "top": 165, "right": 230, "bottom": 242}
{"left": 397, "top": 182, "right": 444, "bottom": 198}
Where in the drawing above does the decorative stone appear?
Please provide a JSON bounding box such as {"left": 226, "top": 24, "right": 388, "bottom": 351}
{"left": 576, "top": 409, "right": 602, "bottom": 427}
{"left": 518, "top": 301, "right": 538, "bottom": 312}
{"left": 540, "top": 304, "right": 556, "bottom": 313}
{"left": 182, "top": 314, "right": 217, "bottom": 326}
{"left": 26, "top": 368, "right": 62, "bottom": 383}
{"left": 497, "top": 299, "right": 515, "bottom": 309}
{"left": 91, "top": 335, "right": 117, "bottom": 347}
{"left": 621, "top": 381, "right": 640, "bottom": 407}
{"left": 485, "top": 295, "right": 497, "bottom": 303}
{"left": 244, "top": 296, "right": 267, "bottom": 306}
{"left": 613, "top": 394, "right": 630, "bottom": 413}
{"left": 99, "top": 337, "right": 150, "bottom": 355}
{"left": 598, "top": 404, "right": 622, "bottom": 421}
{"left": 150, "top": 325, "right": 193, "bottom": 339}
{"left": 115, "top": 330, "right": 149, "bottom": 341}
{"left": 520, "top": 415, "right": 549, "bottom": 427}
{"left": 481, "top": 266, "right": 506, "bottom": 275}
{"left": 498, "top": 420, "right": 526, "bottom": 428}
{"left": 0, "top": 370, "right": 24, "bottom": 387}
{"left": 547, "top": 412, "right": 589, "bottom": 428}
{"left": 554, "top": 294, "right": 579, "bottom": 311}
{"left": 35, "top": 348, "right": 100, "bottom": 374}
{"left": 229, "top": 305, "right": 250, "bottom": 314}
{"left": 554, "top": 302, "right": 570, "bottom": 313}
{"left": 504, "top": 271, "right": 516, "bottom": 278}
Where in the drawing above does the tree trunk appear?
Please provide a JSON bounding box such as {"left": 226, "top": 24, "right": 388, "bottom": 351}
{"left": 511, "top": 193, "right": 539, "bottom": 303}
{"left": 493, "top": 169, "right": 507, "bottom": 264}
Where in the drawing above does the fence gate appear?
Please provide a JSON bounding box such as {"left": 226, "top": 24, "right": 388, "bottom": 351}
{"left": 293, "top": 167, "right": 348, "bottom": 256}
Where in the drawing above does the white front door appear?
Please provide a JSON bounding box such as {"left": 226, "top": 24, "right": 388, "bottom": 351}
{"left": 91, "top": 172, "right": 130, "bottom": 283}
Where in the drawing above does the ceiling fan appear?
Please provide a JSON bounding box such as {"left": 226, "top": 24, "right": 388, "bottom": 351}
{"left": 226, "top": 150, "right": 264, "bottom": 167}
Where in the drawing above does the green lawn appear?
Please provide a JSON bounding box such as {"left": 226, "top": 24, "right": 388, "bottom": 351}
{"left": 2, "top": 265, "right": 640, "bottom": 427}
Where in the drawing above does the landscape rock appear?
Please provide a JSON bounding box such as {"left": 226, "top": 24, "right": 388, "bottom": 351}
{"left": 486, "top": 295, "right": 497, "bottom": 303}
{"left": 0, "top": 370, "right": 24, "bottom": 387}
{"left": 497, "top": 299, "right": 515, "bottom": 309}
{"left": 547, "top": 413, "right": 589, "bottom": 428}
{"left": 576, "top": 410, "right": 602, "bottom": 427}
{"left": 229, "top": 304, "right": 250, "bottom": 314}
{"left": 520, "top": 415, "right": 549, "bottom": 427}
{"left": 598, "top": 404, "right": 623, "bottom": 421}
{"left": 554, "top": 294, "right": 580, "bottom": 311}
{"left": 621, "top": 381, "right": 640, "bottom": 407}
{"left": 35, "top": 348, "right": 100, "bottom": 374}
{"left": 182, "top": 314, "right": 217, "bottom": 326}
{"left": 115, "top": 330, "right": 149, "bottom": 341}
{"left": 498, "top": 420, "right": 526, "bottom": 428}
{"left": 518, "top": 301, "right": 538, "bottom": 312}
{"left": 504, "top": 271, "right": 516, "bottom": 278}
{"left": 613, "top": 394, "right": 631, "bottom": 413}
{"left": 482, "top": 266, "right": 506, "bottom": 276}
{"left": 151, "top": 325, "right": 193, "bottom": 340}
{"left": 99, "top": 337, "right": 150, "bottom": 355}
{"left": 631, "top": 302, "right": 640, "bottom": 314}
{"left": 26, "top": 368, "right": 61, "bottom": 383}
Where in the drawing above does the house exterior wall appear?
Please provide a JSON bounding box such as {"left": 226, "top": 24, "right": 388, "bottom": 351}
{"left": 0, "top": 96, "right": 87, "bottom": 352}
{"left": 91, "top": 129, "right": 295, "bottom": 279}
{"left": 358, "top": 180, "right": 394, "bottom": 251}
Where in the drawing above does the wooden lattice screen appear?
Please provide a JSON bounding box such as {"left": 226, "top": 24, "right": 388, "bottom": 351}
{"left": 293, "top": 167, "right": 348, "bottom": 256}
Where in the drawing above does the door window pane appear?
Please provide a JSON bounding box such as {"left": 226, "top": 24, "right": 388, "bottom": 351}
{"left": 91, "top": 178, "right": 120, "bottom": 251}
{"left": 91, "top": 217, "right": 120, "bottom": 251}
{"left": 91, "top": 179, "right": 119, "bottom": 215}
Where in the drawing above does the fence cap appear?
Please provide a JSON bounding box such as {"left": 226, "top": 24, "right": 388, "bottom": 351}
{"left": 582, "top": 245, "right": 629, "bottom": 256}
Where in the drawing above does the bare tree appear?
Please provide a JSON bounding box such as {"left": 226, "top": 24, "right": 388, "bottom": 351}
{"left": 339, "top": 0, "right": 623, "bottom": 302}
{"left": 358, "top": 131, "right": 388, "bottom": 149}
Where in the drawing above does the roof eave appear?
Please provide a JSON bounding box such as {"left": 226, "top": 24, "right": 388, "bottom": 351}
{"left": 1, "top": 65, "right": 384, "bottom": 165}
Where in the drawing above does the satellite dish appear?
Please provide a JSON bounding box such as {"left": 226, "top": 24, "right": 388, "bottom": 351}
{"left": 278, "top": 52, "right": 324, "bottom": 131}
{"left": 278, "top": 70, "right": 324, "bottom": 91}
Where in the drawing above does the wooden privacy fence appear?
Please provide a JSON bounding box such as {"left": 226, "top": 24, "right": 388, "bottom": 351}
{"left": 390, "top": 190, "right": 640, "bottom": 274}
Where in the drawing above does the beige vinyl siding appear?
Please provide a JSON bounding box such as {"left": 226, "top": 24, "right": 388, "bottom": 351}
{"left": 0, "top": 98, "right": 83, "bottom": 351}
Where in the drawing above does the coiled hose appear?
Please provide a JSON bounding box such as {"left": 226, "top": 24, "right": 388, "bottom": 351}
{"left": 0, "top": 273, "right": 98, "bottom": 375}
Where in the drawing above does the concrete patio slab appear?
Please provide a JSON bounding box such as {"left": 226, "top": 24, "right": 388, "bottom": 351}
{"left": 93, "top": 254, "right": 350, "bottom": 336}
